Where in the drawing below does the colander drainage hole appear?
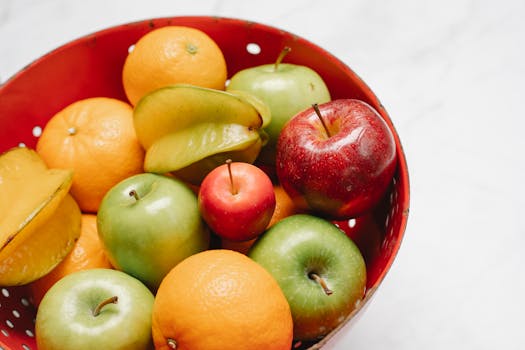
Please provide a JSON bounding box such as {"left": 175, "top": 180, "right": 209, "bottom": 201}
{"left": 20, "top": 297, "right": 30, "bottom": 307}
{"left": 32, "top": 126, "right": 42, "bottom": 137}
{"left": 246, "top": 42, "right": 261, "bottom": 55}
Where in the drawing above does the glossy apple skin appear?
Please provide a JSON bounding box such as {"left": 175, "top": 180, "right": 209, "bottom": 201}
{"left": 227, "top": 63, "right": 331, "bottom": 166}
{"left": 97, "top": 173, "right": 209, "bottom": 290}
{"left": 198, "top": 162, "right": 276, "bottom": 241}
{"left": 35, "top": 268, "right": 154, "bottom": 350}
{"left": 276, "top": 99, "right": 397, "bottom": 219}
{"left": 248, "top": 214, "right": 366, "bottom": 341}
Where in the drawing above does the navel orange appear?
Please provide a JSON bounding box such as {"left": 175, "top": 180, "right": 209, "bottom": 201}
{"left": 152, "top": 249, "right": 293, "bottom": 350}
{"left": 29, "top": 214, "right": 113, "bottom": 306}
{"left": 221, "top": 185, "right": 305, "bottom": 254}
{"left": 36, "top": 97, "right": 145, "bottom": 213}
{"left": 268, "top": 185, "right": 307, "bottom": 227}
{"left": 122, "top": 26, "right": 227, "bottom": 106}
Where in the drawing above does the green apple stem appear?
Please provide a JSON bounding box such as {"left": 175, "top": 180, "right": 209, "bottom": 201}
{"left": 226, "top": 159, "right": 238, "bottom": 195}
{"left": 309, "top": 273, "right": 333, "bottom": 295}
{"left": 92, "top": 296, "right": 118, "bottom": 317}
{"left": 129, "top": 189, "right": 140, "bottom": 201}
{"left": 274, "top": 46, "right": 291, "bottom": 72}
{"left": 167, "top": 338, "right": 177, "bottom": 349}
{"left": 312, "top": 103, "right": 332, "bottom": 138}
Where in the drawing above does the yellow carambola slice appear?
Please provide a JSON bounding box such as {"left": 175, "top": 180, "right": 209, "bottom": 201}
{"left": 133, "top": 84, "right": 271, "bottom": 150}
{"left": 144, "top": 122, "right": 261, "bottom": 175}
{"left": 0, "top": 147, "right": 81, "bottom": 286}
{"left": 172, "top": 137, "right": 263, "bottom": 185}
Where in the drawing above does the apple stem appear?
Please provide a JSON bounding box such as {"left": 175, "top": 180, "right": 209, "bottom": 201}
{"left": 309, "top": 273, "right": 333, "bottom": 296}
{"left": 274, "top": 46, "right": 291, "bottom": 72}
{"left": 92, "top": 296, "right": 118, "bottom": 317}
{"left": 129, "top": 189, "right": 140, "bottom": 201}
{"left": 167, "top": 338, "right": 177, "bottom": 349}
{"left": 312, "top": 103, "right": 331, "bottom": 138}
{"left": 226, "top": 159, "right": 238, "bottom": 195}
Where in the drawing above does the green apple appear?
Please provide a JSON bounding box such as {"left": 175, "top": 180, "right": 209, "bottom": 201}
{"left": 36, "top": 268, "right": 154, "bottom": 350}
{"left": 248, "top": 214, "right": 366, "bottom": 341}
{"left": 97, "top": 173, "right": 209, "bottom": 290}
{"left": 227, "top": 47, "right": 331, "bottom": 166}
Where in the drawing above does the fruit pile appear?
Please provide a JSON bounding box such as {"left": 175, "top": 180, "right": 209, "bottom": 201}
{"left": 0, "top": 24, "right": 398, "bottom": 350}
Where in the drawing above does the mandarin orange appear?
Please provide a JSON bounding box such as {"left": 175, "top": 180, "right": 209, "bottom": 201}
{"left": 122, "top": 26, "right": 227, "bottom": 106}
{"left": 268, "top": 185, "right": 307, "bottom": 227}
{"left": 29, "top": 214, "right": 112, "bottom": 306}
{"left": 221, "top": 185, "right": 305, "bottom": 254}
{"left": 152, "top": 249, "right": 293, "bottom": 350}
{"left": 36, "top": 97, "right": 145, "bottom": 213}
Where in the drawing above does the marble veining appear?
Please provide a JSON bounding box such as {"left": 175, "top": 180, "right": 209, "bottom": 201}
{"left": 1, "top": 0, "right": 524, "bottom": 349}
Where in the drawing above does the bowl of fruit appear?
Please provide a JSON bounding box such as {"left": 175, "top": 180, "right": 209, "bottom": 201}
{"left": 0, "top": 16, "right": 409, "bottom": 350}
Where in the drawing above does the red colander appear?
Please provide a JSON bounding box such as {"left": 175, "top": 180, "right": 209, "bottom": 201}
{"left": 0, "top": 16, "right": 409, "bottom": 350}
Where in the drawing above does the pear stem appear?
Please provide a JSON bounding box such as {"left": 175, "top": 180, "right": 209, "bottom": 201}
{"left": 274, "top": 46, "right": 291, "bottom": 72}
{"left": 309, "top": 273, "right": 333, "bottom": 295}
{"left": 167, "top": 339, "right": 177, "bottom": 349}
{"left": 92, "top": 296, "right": 118, "bottom": 317}
{"left": 226, "top": 159, "right": 238, "bottom": 195}
{"left": 129, "top": 189, "right": 140, "bottom": 201}
{"left": 312, "top": 103, "right": 331, "bottom": 138}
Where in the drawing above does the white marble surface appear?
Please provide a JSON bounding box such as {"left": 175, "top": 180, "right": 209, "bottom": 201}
{"left": 1, "top": 0, "right": 524, "bottom": 349}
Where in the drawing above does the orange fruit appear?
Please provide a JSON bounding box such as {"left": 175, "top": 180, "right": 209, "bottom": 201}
{"left": 36, "top": 97, "right": 145, "bottom": 213}
{"left": 122, "top": 26, "right": 228, "bottom": 106}
{"left": 221, "top": 186, "right": 305, "bottom": 254}
{"left": 152, "top": 249, "right": 293, "bottom": 350}
{"left": 268, "top": 185, "right": 306, "bottom": 227}
{"left": 29, "top": 214, "right": 113, "bottom": 306}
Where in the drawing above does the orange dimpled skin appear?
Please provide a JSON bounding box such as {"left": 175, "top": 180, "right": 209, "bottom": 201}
{"left": 29, "top": 214, "right": 113, "bottom": 306}
{"left": 122, "top": 26, "right": 228, "bottom": 106}
{"left": 268, "top": 185, "right": 307, "bottom": 227}
{"left": 36, "top": 97, "right": 145, "bottom": 213}
{"left": 152, "top": 249, "right": 293, "bottom": 350}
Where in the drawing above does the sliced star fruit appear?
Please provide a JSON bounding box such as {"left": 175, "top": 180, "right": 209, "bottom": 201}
{"left": 133, "top": 84, "right": 271, "bottom": 150}
{"left": 144, "top": 122, "right": 263, "bottom": 184}
{"left": 0, "top": 147, "right": 81, "bottom": 286}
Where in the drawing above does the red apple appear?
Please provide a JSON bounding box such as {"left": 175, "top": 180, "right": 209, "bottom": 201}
{"left": 198, "top": 160, "right": 276, "bottom": 241}
{"left": 276, "top": 99, "right": 397, "bottom": 219}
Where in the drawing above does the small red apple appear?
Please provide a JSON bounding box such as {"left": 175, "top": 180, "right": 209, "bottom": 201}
{"left": 198, "top": 160, "right": 276, "bottom": 241}
{"left": 276, "top": 99, "right": 397, "bottom": 219}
